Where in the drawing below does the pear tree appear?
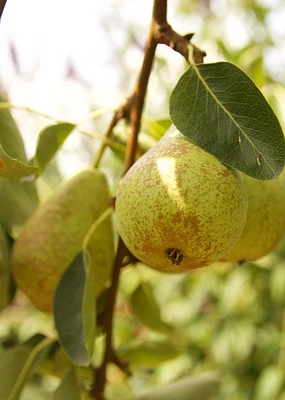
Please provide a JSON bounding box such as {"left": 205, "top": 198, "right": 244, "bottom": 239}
{"left": 0, "top": 0, "right": 285, "bottom": 399}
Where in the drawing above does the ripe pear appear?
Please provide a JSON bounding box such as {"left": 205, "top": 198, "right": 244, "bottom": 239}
{"left": 115, "top": 130, "right": 248, "bottom": 272}
{"left": 222, "top": 173, "right": 285, "bottom": 262}
{"left": 11, "top": 168, "right": 112, "bottom": 312}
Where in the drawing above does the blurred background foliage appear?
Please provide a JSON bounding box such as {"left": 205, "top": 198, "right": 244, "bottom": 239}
{"left": 0, "top": 0, "right": 285, "bottom": 399}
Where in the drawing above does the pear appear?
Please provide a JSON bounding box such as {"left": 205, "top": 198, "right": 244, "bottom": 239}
{"left": 115, "top": 130, "right": 248, "bottom": 272}
{"left": 222, "top": 174, "right": 285, "bottom": 262}
{"left": 11, "top": 168, "right": 112, "bottom": 312}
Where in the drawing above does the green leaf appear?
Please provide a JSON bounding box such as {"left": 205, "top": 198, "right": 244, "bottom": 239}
{"left": 0, "top": 146, "right": 40, "bottom": 178}
{"left": 0, "top": 99, "right": 27, "bottom": 162}
{"left": 142, "top": 116, "right": 172, "bottom": 140}
{"left": 83, "top": 207, "right": 115, "bottom": 299}
{"left": 170, "top": 62, "right": 285, "bottom": 180}
{"left": 131, "top": 283, "right": 173, "bottom": 334}
{"left": 132, "top": 371, "right": 221, "bottom": 400}
{"left": 8, "top": 337, "right": 56, "bottom": 400}
{"left": 0, "top": 347, "right": 31, "bottom": 399}
{"left": 0, "top": 178, "right": 38, "bottom": 236}
{"left": 0, "top": 225, "right": 12, "bottom": 310}
{"left": 53, "top": 368, "right": 81, "bottom": 400}
{"left": 34, "top": 122, "right": 75, "bottom": 170}
{"left": 82, "top": 251, "right": 96, "bottom": 362}
{"left": 118, "top": 340, "right": 181, "bottom": 367}
{"left": 53, "top": 252, "right": 94, "bottom": 366}
{"left": 0, "top": 99, "right": 39, "bottom": 236}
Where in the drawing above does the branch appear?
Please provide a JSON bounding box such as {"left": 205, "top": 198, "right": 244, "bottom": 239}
{"left": 89, "top": 238, "right": 129, "bottom": 399}
{"left": 88, "top": 1, "right": 207, "bottom": 398}
{"left": 93, "top": 0, "right": 205, "bottom": 173}
{"left": 155, "top": 26, "right": 206, "bottom": 64}
{"left": 123, "top": 21, "right": 158, "bottom": 173}
{"left": 0, "top": 0, "right": 7, "bottom": 21}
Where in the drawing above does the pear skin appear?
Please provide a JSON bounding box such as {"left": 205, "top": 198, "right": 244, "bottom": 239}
{"left": 222, "top": 174, "right": 285, "bottom": 262}
{"left": 115, "top": 131, "right": 248, "bottom": 272}
{"left": 11, "top": 168, "right": 111, "bottom": 312}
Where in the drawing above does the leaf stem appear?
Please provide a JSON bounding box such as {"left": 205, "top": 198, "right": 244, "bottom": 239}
{"left": 80, "top": 128, "right": 126, "bottom": 153}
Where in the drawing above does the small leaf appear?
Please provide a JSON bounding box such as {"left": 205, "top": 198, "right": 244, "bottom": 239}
{"left": 131, "top": 283, "right": 173, "bottom": 334}
{"left": 118, "top": 340, "right": 181, "bottom": 367}
{"left": 132, "top": 371, "right": 221, "bottom": 400}
{"left": 52, "top": 368, "right": 81, "bottom": 400}
{"left": 0, "top": 146, "right": 40, "bottom": 178}
{"left": 0, "top": 99, "right": 27, "bottom": 162}
{"left": 142, "top": 116, "right": 172, "bottom": 140}
{"left": 170, "top": 62, "right": 285, "bottom": 180}
{"left": 35, "top": 122, "right": 75, "bottom": 170}
{"left": 53, "top": 252, "right": 93, "bottom": 366}
{"left": 8, "top": 337, "right": 56, "bottom": 400}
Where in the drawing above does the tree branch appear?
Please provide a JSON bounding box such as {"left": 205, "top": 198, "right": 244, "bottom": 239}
{"left": 89, "top": 239, "right": 129, "bottom": 399}
{"left": 88, "top": 1, "right": 206, "bottom": 398}
{"left": 123, "top": 21, "right": 158, "bottom": 173}
{"left": 0, "top": 0, "right": 7, "bottom": 21}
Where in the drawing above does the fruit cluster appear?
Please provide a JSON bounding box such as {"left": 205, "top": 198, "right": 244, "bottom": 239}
{"left": 115, "top": 130, "right": 285, "bottom": 271}
{"left": 10, "top": 131, "right": 285, "bottom": 313}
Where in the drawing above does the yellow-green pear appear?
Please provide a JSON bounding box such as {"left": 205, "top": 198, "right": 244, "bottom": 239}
{"left": 222, "top": 174, "right": 285, "bottom": 262}
{"left": 11, "top": 168, "right": 112, "bottom": 313}
{"left": 115, "top": 130, "right": 248, "bottom": 273}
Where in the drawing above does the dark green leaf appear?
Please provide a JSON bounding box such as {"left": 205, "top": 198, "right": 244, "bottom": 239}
{"left": 118, "top": 340, "right": 181, "bottom": 367}
{"left": 0, "top": 100, "right": 27, "bottom": 162}
{"left": 35, "top": 122, "right": 75, "bottom": 170}
{"left": 53, "top": 368, "right": 81, "bottom": 400}
{"left": 132, "top": 371, "right": 221, "bottom": 400}
{"left": 131, "top": 283, "right": 173, "bottom": 334}
{"left": 0, "top": 146, "right": 40, "bottom": 178}
{"left": 0, "top": 178, "right": 38, "bottom": 236}
{"left": 170, "top": 62, "right": 285, "bottom": 180}
{"left": 53, "top": 252, "right": 93, "bottom": 366}
{"left": 82, "top": 251, "right": 96, "bottom": 362}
